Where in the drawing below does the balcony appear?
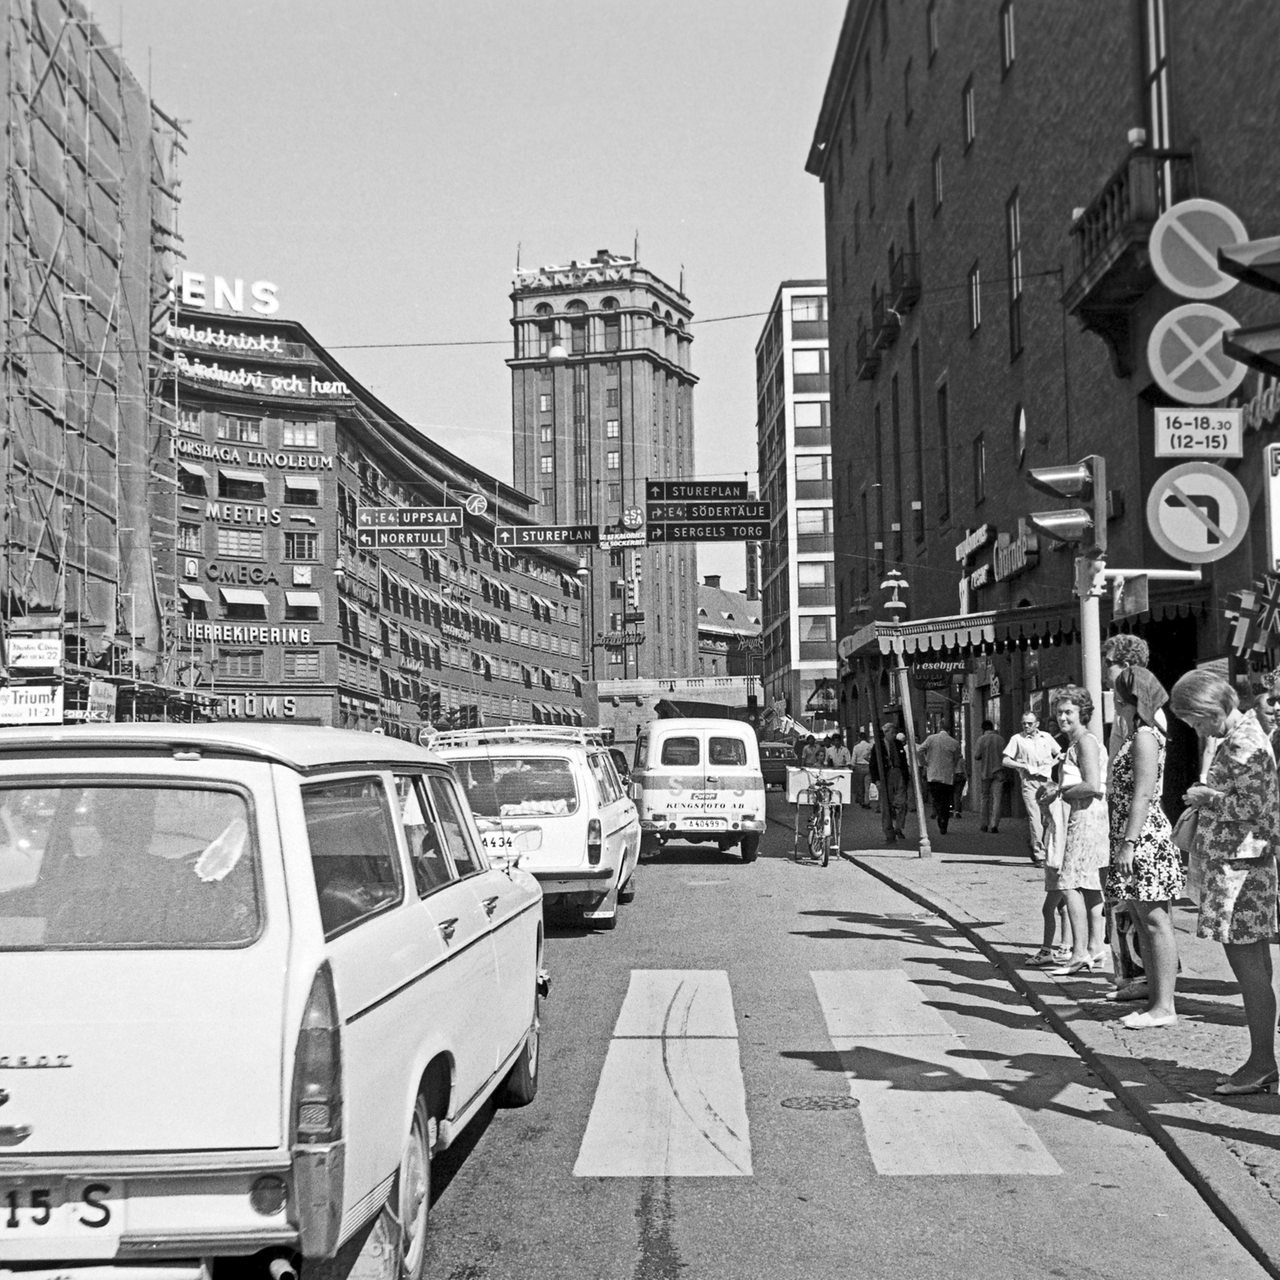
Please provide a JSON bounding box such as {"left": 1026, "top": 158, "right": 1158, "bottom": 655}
{"left": 872, "top": 291, "right": 900, "bottom": 351}
{"left": 1062, "top": 147, "right": 1195, "bottom": 377}
{"left": 855, "top": 319, "right": 881, "bottom": 380}
{"left": 889, "top": 250, "right": 921, "bottom": 314}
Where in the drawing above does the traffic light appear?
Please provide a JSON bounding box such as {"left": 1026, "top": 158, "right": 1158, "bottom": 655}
{"left": 1219, "top": 236, "right": 1280, "bottom": 377}
{"left": 1025, "top": 454, "right": 1108, "bottom": 556}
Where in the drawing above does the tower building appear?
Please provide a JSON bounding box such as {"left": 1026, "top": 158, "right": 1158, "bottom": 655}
{"left": 507, "top": 251, "right": 699, "bottom": 681}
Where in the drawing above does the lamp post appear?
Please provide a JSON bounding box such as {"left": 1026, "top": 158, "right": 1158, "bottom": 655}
{"left": 881, "top": 570, "right": 931, "bottom": 859}
{"left": 576, "top": 553, "right": 595, "bottom": 683}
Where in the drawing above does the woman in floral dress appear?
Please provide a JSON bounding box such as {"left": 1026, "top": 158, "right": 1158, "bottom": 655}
{"left": 1106, "top": 666, "right": 1183, "bottom": 1029}
{"left": 1042, "top": 686, "right": 1109, "bottom": 974}
{"left": 1171, "top": 669, "right": 1280, "bottom": 1096}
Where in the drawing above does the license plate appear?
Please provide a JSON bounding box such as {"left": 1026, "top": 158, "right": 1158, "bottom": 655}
{"left": 481, "top": 828, "right": 541, "bottom": 853}
{"left": 0, "top": 1180, "right": 123, "bottom": 1239}
{"left": 687, "top": 818, "right": 724, "bottom": 830}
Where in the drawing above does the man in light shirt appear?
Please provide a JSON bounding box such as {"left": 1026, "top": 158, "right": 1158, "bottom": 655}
{"left": 1002, "top": 711, "right": 1062, "bottom": 865}
{"left": 917, "top": 724, "right": 962, "bottom": 835}
{"left": 849, "top": 730, "right": 874, "bottom": 807}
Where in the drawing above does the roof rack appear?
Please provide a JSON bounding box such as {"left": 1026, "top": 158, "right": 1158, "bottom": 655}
{"left": 429, "top": 724, "right": 610, "bottom": 750}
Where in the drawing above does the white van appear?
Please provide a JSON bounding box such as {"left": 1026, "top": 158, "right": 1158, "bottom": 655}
{"left": 631, "top": 718, "right": 765, "bottom": 862}
{"left": 0, "top": 723, "right": 545, "bottom": 1280}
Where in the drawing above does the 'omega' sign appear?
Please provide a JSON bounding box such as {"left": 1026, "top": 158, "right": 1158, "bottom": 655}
{"left": 170, "top": 271, "right": 280, "bottom": 317}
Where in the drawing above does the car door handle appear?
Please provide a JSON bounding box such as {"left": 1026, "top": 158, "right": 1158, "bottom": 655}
{"left": 482, "top": 895, "right": 499, "bottom": 918}
{"left": 437, "top": 917, "right": 459, "bottom": 944}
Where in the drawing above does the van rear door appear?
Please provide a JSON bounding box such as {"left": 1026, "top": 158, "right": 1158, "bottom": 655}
{"left": 0, "top": 765, "right": 288, "bottom": 1153}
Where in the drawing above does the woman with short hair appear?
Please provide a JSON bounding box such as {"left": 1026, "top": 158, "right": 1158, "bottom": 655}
{"left": 1106, "top": 666, "right": 1183, "bottom": 1029}
{"left": 1171, "top": 668, "right": 1280, "bottom": 1095}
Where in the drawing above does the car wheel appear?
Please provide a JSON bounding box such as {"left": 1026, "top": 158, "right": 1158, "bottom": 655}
{"left": 740, "top": 833, "right": 760, "bottom": 863}
{"left": 497, "top": 989, "right": 541, "bottom": 1107}
{"left": 391, "top": 1095, "right": 432, "bottom": 1280}
{"left": 618, "top": 875, "right": 636, "bottom": 903}
{"left": 640, "top": 833, "right": 661, "bottom": 860}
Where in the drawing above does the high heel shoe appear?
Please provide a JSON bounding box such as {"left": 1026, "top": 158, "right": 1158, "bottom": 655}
{"left": 1213, "top": 1069, "right": 1279, "bottom": 1096}
{"left": 1048, "top": 955, "right": 1099, "bottom": 975}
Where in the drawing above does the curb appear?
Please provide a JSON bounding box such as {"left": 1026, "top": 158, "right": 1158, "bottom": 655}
{"left": 849, "top": 851, "right": 1280, "bottom": 1280}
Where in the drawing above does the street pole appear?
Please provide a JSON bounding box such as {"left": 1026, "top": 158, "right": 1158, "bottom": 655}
{"left": 1075, "top": 555, "right": 1105, "bottom": 739}
{"left": 892, "top": 646, "right": 932, "bottom": 859}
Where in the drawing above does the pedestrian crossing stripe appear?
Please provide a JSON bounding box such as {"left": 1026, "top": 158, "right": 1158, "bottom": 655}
{"left": 574, "top": 968, "right": 1061, "bottom": 1178}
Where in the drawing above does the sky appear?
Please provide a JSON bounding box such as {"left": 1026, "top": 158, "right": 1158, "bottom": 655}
{"left": 96, "top": 0, "right": 846, "bottom": 591}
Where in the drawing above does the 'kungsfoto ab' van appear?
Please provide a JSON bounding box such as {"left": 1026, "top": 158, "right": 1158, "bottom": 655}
{"left": 631, "top": 718, "right": 765, "bottom": 863}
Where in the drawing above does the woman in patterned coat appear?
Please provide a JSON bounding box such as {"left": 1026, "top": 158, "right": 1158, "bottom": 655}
{"left": 1171, "top": 668, "right": 1280, "bottom": 1096}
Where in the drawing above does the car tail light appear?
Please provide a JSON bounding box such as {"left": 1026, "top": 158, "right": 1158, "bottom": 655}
{"left": 291, "top": 962, "right": 343, "bottom": 1144}
{"left": 587, "top": 818, "right": 602, "bottom": 865}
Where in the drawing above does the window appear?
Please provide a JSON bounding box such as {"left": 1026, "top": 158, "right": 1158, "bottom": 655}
{"left": 797, "top": 562, "right": 830, "bottom": 587}
{"left": 904, "top": 58, "right": 913, "bottom": 122}
{"left": 394, "top": 774, "right": 454, "bottom": 896}
{"left": 660, "top": 736, "right": 700, "bottom": 767}
{"left": 540, "top": 487, "right": 552, "bottom": 507}
{"left": 178, "top": 408, "right": 201, "bottom": 435}
{"left": 304, "top": 777, "right": 403, "bottom": 938}
{"left": 217, "top": 415, "right": 261, "bottom": 444}
{"left": 926, "top": 0, "right": 938, "bottom": 61}
{"left": 968, "top": 262, "right": 982, "bottom": 332}
{"left": 285, "top": 591, "right": 321, "bottom": 621}
{"left": 285, "top": 531, "right": 318, "bottom": 560}
{"left": 936, "top": 381, "right": 952, "bottom": 521}
{"left": 539, "top": 393, "right": 552, "bottom": 412}
{"left": 284, "top": 649, "right": 320, "bottom": 679}
{"left": 973, "top": 433, "right": 987, "bottom": 504}
{"left": 539, "top": 456, "right": 554, "bottom": 474}
{"left": 606, "top": 387, "right": 620, "bottom": 408}
{"left": 603, "top": 318, "right": 620, "bottom": 350}
{"left": 792, "top": 295, "right": 826, "bottom": 322}
{"left": 540, "top": 424, "right": 553, "bottom": 443}
{"left": 218, "top": 648, "right": 263, "bottom": 679}
{"left": 178, "top": 522, "right": 201, "bottom": 552}
{"left": 218, "top": 469, "right": 267, "bottom": 502}
{"left": 1006, "top": 191, "right": 1023, "bottom": 358}
{"left": 1000, "top": 1, "right": 1016, "bottom": 75}
{"left": 283, "top": 478, "right": 321, "bottom": 506}
{"left": 607, "top": 482, "right": 621, "bottom": 503}
{"left": 606, "top": 418, "right": 620, "bottom": 438}
{"left": 962, "top": 77, "right": 976, "bottom": 149}
{"left": 799, "top": 615, "right": 832, "bottom": 642}
{"left": 606, "top": 451, "right": 620, "bottom": 470}
{"left": 793, "top": 400, "right": 830, "bottom": 447}
{"left": 216, "top": 527, "right": 263, "bottom": 558}
{"left": 932, "top": 147, "right": 943, "bottom": 210}
{"left": 570, "top": 322, "right": 586, "bottom": 355}
{"left": 282, "top": 422, "right": 318, "bottom": 448}
{"left": 793, "top": 349, "right": 826, "bottom": 376}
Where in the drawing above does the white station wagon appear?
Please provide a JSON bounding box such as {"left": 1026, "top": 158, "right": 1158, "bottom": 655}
{"left": 0, "top": 723, "right": 545, "bottom": 1280}
{"left": 432, "top": 726, "right": 640, "bottom": 930}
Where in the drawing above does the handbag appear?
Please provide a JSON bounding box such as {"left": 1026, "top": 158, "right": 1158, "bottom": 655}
{"left": 1171, "top": 806, "right": 1199, "bottom": 854}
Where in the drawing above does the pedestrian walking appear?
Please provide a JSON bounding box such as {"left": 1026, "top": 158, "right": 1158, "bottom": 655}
{"left": 918, "top": 724, "right": 962, "bottom": 836}
{"left": 869, "top": 721, "right": 908, "bottom": 843}
{"left": 1002, "top": 712, "right": 1062, "bottom": 864}
{"left": 1040, "top": 686, "right": 1109, "bottom": 975}
{"left": 974, "top": 719, "right": 1007, "bottom": 833}
{"left": 1171, "top": 668, "right": 1280, "bottom": 1092}
{"left": 850, "top": 730, "right": 873, "bottom": 807}
{"left": 800, "top": 735, "right": 824, "bottom": 767}
{"left": 1106, "top": 665, "right": 1182, "bottom": 1029}
{"left": 826, "top": 734, "right": 852, "bottom": 768}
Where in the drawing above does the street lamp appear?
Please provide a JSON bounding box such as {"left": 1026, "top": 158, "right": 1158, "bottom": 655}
{"left": 576, "top": 553, "right": 595, "bottom": 682}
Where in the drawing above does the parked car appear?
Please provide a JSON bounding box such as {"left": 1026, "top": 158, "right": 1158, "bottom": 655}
{"left": 0, "top": 723, "right": 545, "bottom": 1280}
{"left": 759, "top": 741, "right": 793, "bottom": 791}
{"left": 631, "top": 718, "right": 766, "bottom": 862}
{"left": 433, "top": 725, "right": 640, "bottom": 929}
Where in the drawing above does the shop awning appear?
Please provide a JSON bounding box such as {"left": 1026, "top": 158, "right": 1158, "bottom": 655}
{"left": 994, "top": 601, "right": 1079, "bottom": 645}
{"left": 284, "top": 476, "right": 322, "bottom": 491}
{"left": 220, "top": 587, "right": 269, "bottom": 608}
{"left": 842, "top": 611, "right": 999, "bottom": 658}
{"left": 177, "top": 460, "right": 209, "bottom": 478}
{"left": 285, "top": 591, "right": 322, "bottom": 609}
{"left": 178, "top": 583, "right": 212, "bottom": 602}
{"left": 218, "top": 467, "right": 267, "bottom": 486}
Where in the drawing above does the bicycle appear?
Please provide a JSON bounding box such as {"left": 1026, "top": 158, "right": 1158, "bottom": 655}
{"left": 794, "top": 774, "right": 842, "bottom": 866}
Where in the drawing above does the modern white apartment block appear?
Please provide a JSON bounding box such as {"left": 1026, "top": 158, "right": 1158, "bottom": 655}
{"left": 755, "top": 282, "right": 837, "bottom": 729}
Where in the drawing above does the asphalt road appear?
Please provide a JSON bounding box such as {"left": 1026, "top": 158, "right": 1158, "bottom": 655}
{"left": 422, "top": 814, "right": 1268, "bottom": 1280}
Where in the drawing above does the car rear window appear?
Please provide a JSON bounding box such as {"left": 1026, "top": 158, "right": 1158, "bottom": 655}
{"left": 659, "top": 737, "right": 701, "bottom": 767}
{"left": 0, "top": 784, "right": 259, "bottom": 950}
{"left": 450, "top": 755, "right": 580, "bottom": 817}
{"left": 709, "top": 737, "right": 747, "bottom": 766}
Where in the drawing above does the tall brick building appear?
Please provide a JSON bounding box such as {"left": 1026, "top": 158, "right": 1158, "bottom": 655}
{"left": 507, "top": 251, "right": 700, "bottom": 682}
{"left": 808, "top": 0, "right": 1280, "bottom": 797}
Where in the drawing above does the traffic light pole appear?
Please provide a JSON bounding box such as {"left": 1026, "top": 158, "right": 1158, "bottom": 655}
{"left": 1075, "top": 557, "right": 1106, "bottom": 739}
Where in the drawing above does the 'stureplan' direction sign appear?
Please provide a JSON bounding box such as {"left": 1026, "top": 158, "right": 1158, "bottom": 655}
{"left": 495, "top": 524, "right": 598, "bottom": 547}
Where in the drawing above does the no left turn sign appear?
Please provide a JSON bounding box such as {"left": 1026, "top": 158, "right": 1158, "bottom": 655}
{"left": 1146, "top": 461, "right": 1250, "bottom": 565}
{"left": 1146, "top": 303, "right": 1247, "bottom": 404}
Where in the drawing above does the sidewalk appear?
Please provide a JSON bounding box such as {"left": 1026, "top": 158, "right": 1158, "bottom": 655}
{"left": 767, "top": 791, "right": 1280, "bottom": 1277}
